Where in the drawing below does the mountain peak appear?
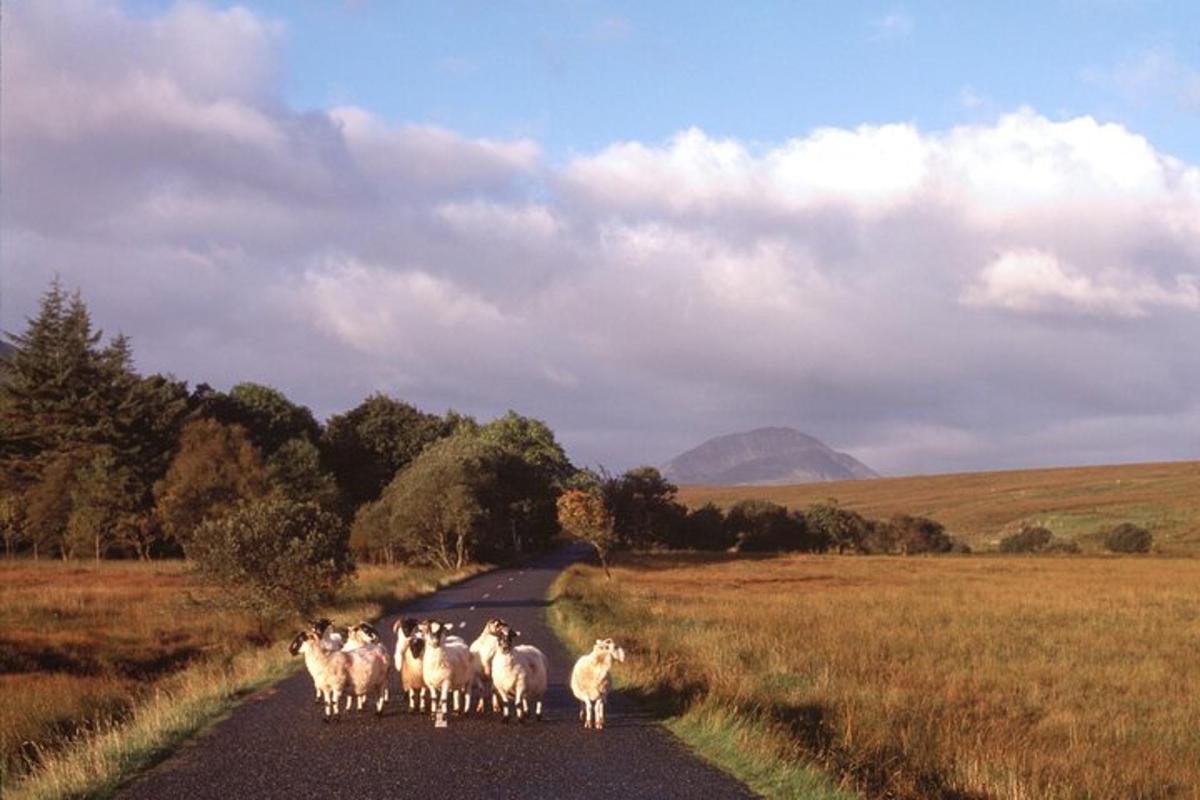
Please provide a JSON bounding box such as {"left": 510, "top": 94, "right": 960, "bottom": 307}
{"left": 662, "top": 428, "right": 878, "bottom": 486}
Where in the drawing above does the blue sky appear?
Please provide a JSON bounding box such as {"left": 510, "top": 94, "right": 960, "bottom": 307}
{"left": 4, "top": 0, "right": 1200, "bottom": 474}
{"left": 144, "top": 0, "right": 1200, "bottom": 163}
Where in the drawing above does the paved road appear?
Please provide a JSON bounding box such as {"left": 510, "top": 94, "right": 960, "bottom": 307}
{"left": 120, "top": 545, "right": 757, "bottom": 799}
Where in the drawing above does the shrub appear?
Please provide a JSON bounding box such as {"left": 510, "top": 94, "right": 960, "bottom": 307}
{"left": 998, "top": 525, "right": 1077, "bottom": 554}
{"left": 999, "top": 525, "right": 1053, "bottom": 553}
{"left": 1104, "top": 523, "right": 1153, "bottom": 554}
{"left": 188, "top": 498, "right": 353, "bottom": 618}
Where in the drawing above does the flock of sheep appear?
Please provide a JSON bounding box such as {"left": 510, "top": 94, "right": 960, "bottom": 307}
{"left": 288, "top": 616, "right": 627, "bottom": 730}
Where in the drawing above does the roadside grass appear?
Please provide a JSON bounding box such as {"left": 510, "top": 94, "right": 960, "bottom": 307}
{"left": 1, "top": 560, "right": 483, "bottom": 800}
{"left": 677, "top": 460, "right": 1200, "bottom": 552}
{"left": 549, "top": 566, "right": 854, "bottom": 800}
{"left": 550, "top": 552, "right": 1200, "bottom": 799}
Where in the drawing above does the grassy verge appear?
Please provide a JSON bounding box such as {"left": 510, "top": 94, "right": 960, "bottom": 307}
{"left": 549, "top": 552, "right": 1200, "bottom": 799}
{"left": 2, "top": 561, "right": 483, "bottom": 800}
{"left": 548, "top": 563, "right": 855, "bottom": 800}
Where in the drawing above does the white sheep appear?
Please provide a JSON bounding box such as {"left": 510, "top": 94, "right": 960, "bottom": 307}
{"left": 391, "top": 617, "right": 428, "bottom": 713}
{"left": 289, "top": 629, "right": 349, "bottom": 721}
{"left": 418, "top": 619, "right": 475, "bottom": 719}
{"left": 299, "top": 618, "right": 345, "bottom": 703}
{"left": 570, "top": 638, "right": 626, "bottom": 730}
{"left": 342, "top": 622, "right": 391, "bottom": 711}
{"left": 489, "top": 624, "right": 548, "bottom": 723}
{"left": 468, "top": 617, "right": 507, "bottom": 713}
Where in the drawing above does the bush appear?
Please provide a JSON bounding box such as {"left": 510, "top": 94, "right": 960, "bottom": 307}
{"left": 1104, "top": 523, "right": 1153, "bottom": 554}
{"left": 188, "top": 498, "right": 353, "bottom": 617}
{"left": 998, "top": 525, "right": 1077, "bottom": 554}
{"left": 724, "top": 500, "right": 820, "bottom": 552}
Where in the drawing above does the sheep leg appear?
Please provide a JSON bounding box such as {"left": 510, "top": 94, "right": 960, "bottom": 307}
{"left": 463, "top": 687, "right": 472, "bottom": 715}
{"left": 583, "top": 699, "right": 593, "bottom": 729}
{"left": 439, "top": 684, "right": 450, "bottom": 717}
{"left": 535, "top": 699, "right": 543, "bottom": 721}
{"left": 515, "top": 686, "right": 526, "bottom": 723}
{"left": 595, "top": 697, "right": 605, "bottom": 731}
{"left": 375, "top": 691, "right": 385, "bottom": 716}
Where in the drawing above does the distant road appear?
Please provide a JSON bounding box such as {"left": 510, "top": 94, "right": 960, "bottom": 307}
{"left": 119, "top": 545, "right": 757, "bottom": 800}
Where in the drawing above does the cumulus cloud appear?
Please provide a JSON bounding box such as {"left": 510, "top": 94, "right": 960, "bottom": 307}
{"left": 4, "top": 0, "right": 1200, "bottom": 475}
{"left": 963, "top": 250, "right": 1200, "bottom": 317}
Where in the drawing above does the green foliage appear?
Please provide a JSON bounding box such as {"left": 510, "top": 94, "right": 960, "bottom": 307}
{"left": 675, "top": 503, "right": 735, "bottom": 551}
{"left": 1104, "top": 523, "right": 1153, "bottom": 554}
{"left": 154, "top": 419, "right": 270, "bottom": 548}
{"left": 67, "top": 449, "right": 139, "bottom": 561}
{"left": 266, "top": 438, "right": 339, "bottom": 509}
{"left": 197, "top": 382, "right": 321, "bottom": 457}
{"left": 320, "top": 394, "right": 456, "bottom": 510}
{"left": 724, "top": 499, "right": 816, "bottom": 552}
{"left": 0, "top": 493, "right": 24, "bottom": 558}
{"left": 805, "top": 503, "right": 870, "bottom": 553}
{"left": 998, "top": 525, "right": 1079, "bottom": 554}
{"left": 604, "top": 466, "right": 685, "bottom": 548}
{"left": 188, "top": 498, "right": 353, "bottom": 617}
{"left": 354, "top": 433, "right": 558, "bottom": 567}
{"left": 478, "top": 410, "right": 574, "bottom": 486}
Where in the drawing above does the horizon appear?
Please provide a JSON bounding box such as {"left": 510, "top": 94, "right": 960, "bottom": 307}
{"left": 3, "top": 1, "right": 1199, "bottom": 475}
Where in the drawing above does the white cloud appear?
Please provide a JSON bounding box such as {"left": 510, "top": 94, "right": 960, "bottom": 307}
{"left": 4, "top": 0, "right": 1200, "bottom": 474}
{"left": 962, "top": 250, "right": 1200, "bottom": 317}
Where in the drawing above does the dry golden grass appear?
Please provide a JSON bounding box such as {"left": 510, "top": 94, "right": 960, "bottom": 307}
{"left": 0, "top": 559, "right": 479, "bottom": 798}
{"left": 677, "top": 460, "right": 1200, "bottom": 552}
{"left": 553, "top": 553, "right": 1200, "bottom": 799}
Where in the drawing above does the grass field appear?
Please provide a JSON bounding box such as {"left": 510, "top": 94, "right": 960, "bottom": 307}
{"left": 552, "top": 553, "right": 1200, "bottom": 800}
{"left": 0, "top": 559, "right": 480, "bottom": 799}
{"left": 677, "top": 460, "right": 1200, "bottom": 552}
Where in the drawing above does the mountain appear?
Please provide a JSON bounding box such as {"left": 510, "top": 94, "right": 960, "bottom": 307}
{"left": 661, "top": 427, "right": 879, "bottom": 486}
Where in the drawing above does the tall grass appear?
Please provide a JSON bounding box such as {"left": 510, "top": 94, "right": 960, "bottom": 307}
{"left": 551, "top": 553, "right": 1200, "bottom": 799}
{"left": 0, "top": 560, "right": 482, "bottom": 799}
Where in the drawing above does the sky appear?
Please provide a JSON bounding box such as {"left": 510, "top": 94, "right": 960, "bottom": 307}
{"left": 2, "top": 0, "right": 1199, "bottom": 476}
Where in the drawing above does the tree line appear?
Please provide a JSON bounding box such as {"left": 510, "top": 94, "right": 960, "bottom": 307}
{"left": 0, "top": 280, "right": 973, "bottom": 612}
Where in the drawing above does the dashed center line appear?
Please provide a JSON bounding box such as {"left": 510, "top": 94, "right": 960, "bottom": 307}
{"left": 482, "top": 593, "right": 490, "bottom": 599}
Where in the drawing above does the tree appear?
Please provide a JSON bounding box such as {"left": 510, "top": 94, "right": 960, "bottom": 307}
{"left": 188, "top": 498, "right": 353, "bottom": 622}
{"left": 24, "top": 451, "right": 85, "bottom": 559}
{"left": 320, "top": 394, "right": 456, "bottom": 511}
{"left": 478, "top": 411, "right": 574, "bottom": 486}
{"left": 723, "top": 499, "right": 813, "bottom": 552}
{"left": 0, "top": 280, "right": 126, "bottom": 491}
{"left": 806, "top": 502, "right": 870, "bottom": 554}
{"left": 604, "top": 466, "right": 684, "bottom": 549}
{"left": 885, "top": 514, "right": 955, "bottom": 555}
{"left": 267, "top": 438, "right": 339, "bottom": 509}
{"left": 67, "top": 448, "right": 138, "bottom": 561}
{"left": 199, "top": 382, "right": 321, "bottom": 458}
{"left": 1104, "top": 523, "right": 1152, "bottom": 554}
{"left": 384, "top": 436, "right": 493, "bottom": 569}
{"left": 557, "top": 489, "right": 614, "bottom": 578}
{"left": 154, "top": 419, "right": 270, "bottom": 549}
{"left": 669, "top": 503, "right": 734, "bottom": 551}
{"left": 0, "top": 492, "right": 25, "bottom": 558}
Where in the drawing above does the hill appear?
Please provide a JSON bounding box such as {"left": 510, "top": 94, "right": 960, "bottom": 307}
{"left": 661, "top": 427, "right": 878, "bottom": 486}
{"left": 677, "top": 460, "right": 1200, "bottom": 552}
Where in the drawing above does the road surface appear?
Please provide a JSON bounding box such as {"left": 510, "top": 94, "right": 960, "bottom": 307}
{"left": 119, "top": 545, "right": 757, "bottom": 799}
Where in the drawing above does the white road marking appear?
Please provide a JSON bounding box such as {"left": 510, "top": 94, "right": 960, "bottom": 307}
{"left": 482, "top": 593, "right": 490, "bottom": 599}
{"left": 496, "top": 583, "right": 504, "bottom": 589}
{"left": 469, "top": 605, "right": 476, "bottom": 611}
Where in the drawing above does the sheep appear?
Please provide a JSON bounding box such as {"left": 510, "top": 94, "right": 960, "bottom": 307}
{"left": 570, "top": 638, "right": 626, "bottom": 730}
{"left": 289, "top": 630, "right": 349, "bottom": 721}
{"left": 418, "top": 619, "right": 475, "bottom": 719}
{"left": 468, "top": 617, "right": 507, "bottom": 713}
{"left": 489, "top": 624, "right": 548, "bottom": 723}
{"left": 299, "top": 618, "right": 345, "bottom": 703}
{"left": 342, "top": 622, "right": 391, "bottom": 711}
{"left": 391, "top": 617, "right": 428, "bottom": 713}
